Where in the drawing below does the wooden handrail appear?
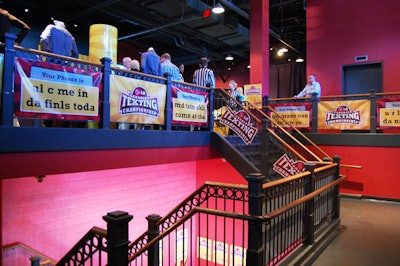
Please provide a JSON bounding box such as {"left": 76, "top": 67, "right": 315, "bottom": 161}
{"left": 256, "top": 103, "right": 326, "bottom": 162}
{"left": 129, "top": 170, "right": 345, "bottom": 262}
{"left": 56, "top": 226, "right": 107, "bottom": 266}
{"left": 265, "top": 105, "right": 332, "bottom": 161}
{"left": 269, "top": 91, "right": 400, "bottom": 102}
{"left": 213, "top": 90, "right": 346, "bottom": 171}
{"left": 129, "top": 206, "right": 265, "bottom": 261}
{"left": 266, "top": 175, "right": 346, "bottom": 219}
{"left": 14, "top": 45, "right": 103, "bottom": 67}
{"left": 2, "top": 241, "right": 57, "bottom": 265}
{"left": 128, "top": 181, "right": 249, "bottom": 251}
{"left": 214, "top": 87, "right": 261, "bottom": 123}
{"left": 268, "top": 128, "right": 309, "bottom": 162}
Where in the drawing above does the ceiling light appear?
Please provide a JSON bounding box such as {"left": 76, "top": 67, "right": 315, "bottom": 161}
{"left": 296, "top": 58, "right": 304, "bottom": 62}
{"left": 225, "top": 53, "right": 234, "bottom": 60}
{"left": 277, "top": 48, "right": 288, "bottom": 56}
{"left": 212, "top": 3, "right": 225, "bottom": 14}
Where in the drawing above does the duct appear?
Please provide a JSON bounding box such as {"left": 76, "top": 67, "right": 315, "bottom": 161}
{"left": 186, "top": 0, "right": 249, "bottom": 37}
{"left": 64, "top": 0, "right": 121, "bottom": 22}
{"left": 269, "top": 29, "right": 301, "bottom": 55}
{"left": 173, "top": 36, "right": 224, "bottom": 62}
{"left": 220, "top": 0, "right": 302, "bottom": 55}
{"left": 219, "top": 0, "right": 250, "bottom": 20}
{"left": 118, "top": 15, "right": 203, "bottom": 40}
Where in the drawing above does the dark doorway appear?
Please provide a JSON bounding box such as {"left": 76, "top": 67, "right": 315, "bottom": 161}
{"left": 342, "top": 62, "right": 383, "bottom": 95}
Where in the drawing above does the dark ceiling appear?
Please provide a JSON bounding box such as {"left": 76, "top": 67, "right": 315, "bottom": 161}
{"left": 3, "top": 0, "right": 305, "bottom": 66}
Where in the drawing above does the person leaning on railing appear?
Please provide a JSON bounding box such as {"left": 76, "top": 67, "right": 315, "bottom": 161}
{"left": 294, "top": 74, "right": 321, "bottom": 98}
{"left": 39, "top": 20, "right": 79, "bottom": 58}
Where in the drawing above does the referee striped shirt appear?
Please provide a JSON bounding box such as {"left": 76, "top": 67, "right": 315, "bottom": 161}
{"left": 193, "top": 67, "right": 216, "bottom": 88}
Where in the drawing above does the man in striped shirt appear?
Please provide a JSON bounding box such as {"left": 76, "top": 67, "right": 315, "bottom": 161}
{"left": 193, "top": 57, "right": 216, "bottom": 88}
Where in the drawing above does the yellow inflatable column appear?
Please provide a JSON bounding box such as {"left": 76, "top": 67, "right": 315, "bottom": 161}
{"left": 88, "top": 24, "right": 118, "bottom": 128}
{"left": 89, "top": 24, "right": 118, "bottom": 65}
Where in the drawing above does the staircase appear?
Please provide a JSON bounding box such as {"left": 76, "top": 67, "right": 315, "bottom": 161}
{"left": 224, "top": 134, "right": 284, "bottom": 180}
{"left": 212, "top": 88, "right": 334, "bottom": 182}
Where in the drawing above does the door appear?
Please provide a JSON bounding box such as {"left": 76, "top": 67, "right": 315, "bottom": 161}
{"left": 342, "top": 62, "right": 382, "bottom": 95}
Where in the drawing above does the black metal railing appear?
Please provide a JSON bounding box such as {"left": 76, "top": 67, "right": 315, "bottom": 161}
{"left": 125, "top": 161, "right": 343, "bottom": 265}
{"left": 56, "top": 226, "right": 107, "bottom": 266}
{"left": 44, "top": 158, "right": 342, "bottom": 266}
{"left": 1, "top": 34, "right": 214, "bottom": 132}
{"left": 267, "top": 92, "right": 400, "bottom": 134}
{"left": 212, "top": 87, "right": 334, "bottom": 179}
{"left": 127, "top": 182, "right": 249, "bottom": 257}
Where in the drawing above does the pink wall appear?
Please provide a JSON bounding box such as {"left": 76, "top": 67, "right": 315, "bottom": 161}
{"left": 1, "top": 159, "right": 243, "bottom": 261}
{"left": 307, "top": 0, "right": 400, "bottom": 95}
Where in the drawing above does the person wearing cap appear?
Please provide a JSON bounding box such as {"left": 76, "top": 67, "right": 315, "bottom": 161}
{"left": 140, "top": 47, "right": 160, "bottom": 75}
{"left": 193, "top": 57, "right": 215, "bottom": 88}
{"left": 39, "top": 20, "right": 79, "bottom": 58}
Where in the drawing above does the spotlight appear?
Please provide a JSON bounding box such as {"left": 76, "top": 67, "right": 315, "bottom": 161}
{"left": 225, "top": 53, "right": 234, "bottom": 60}
{"left": 212, "top": 3, "right": 225, "bottom": 14}
{"left": 277, "top": 48, "right": 288, "bottom": 56}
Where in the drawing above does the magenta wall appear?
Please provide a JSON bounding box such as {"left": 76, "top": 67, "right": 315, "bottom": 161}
{"left": 1, "top": 155, "right": 247, "bottom": 262}
{"left": 307, "top": 0, "right": 400, "bottom": 95}
{"left": 1, "top": 159, "right": 242, "bottom": 261}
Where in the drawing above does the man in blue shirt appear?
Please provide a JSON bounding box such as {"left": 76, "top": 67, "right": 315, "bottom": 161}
{"left": 39, "top": 20, "right": 78, "bottom": 58}
{"left": 294, "top": 74, "right": 321, "bottom": 98}
{"left": 159, "top": 53, "right": 182, "bottom": 81}
{"left": 141, "top": 47, "right": 160, "bottom": 75}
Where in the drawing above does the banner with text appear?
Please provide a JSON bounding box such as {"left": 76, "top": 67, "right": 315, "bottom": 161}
{"left": 269, "top": 102, "right": 312, "bottom": 130}
{"left": 376, "top": 98, "right": 400, "bottom": 129}
{"left": 273, "top": 154, "right": 305, "bottom": 178}
{"left": 243, "top": 83, "right": 262, "bottom": 108}
{"left": 14, "top": 58, "right": 102, "bottom": 120}
{"left": 110, "top": 75, "right": 166, "bottom": 125}
{"left": 219, "top": 107, "right": 258, "bottom": 145}
{"left": 171, "top": 85, "right": 209, "bottom": 126}
{"left": 318, "top": 100, "right": 370, "bottom": 130}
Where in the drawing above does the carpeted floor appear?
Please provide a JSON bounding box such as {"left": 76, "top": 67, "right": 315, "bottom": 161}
{"left": 312, "top": 196, "right": 400, "bottom": 266}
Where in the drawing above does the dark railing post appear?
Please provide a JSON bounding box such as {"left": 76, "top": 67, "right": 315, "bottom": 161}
{"left": 245, "top": 173, "right": 266, "bottom": 266}
{"left": 332, "top": 155, "right": 341, "bottom": 219}
{"left": 369, "top": 89, "right": 377, "bottom": 133}
{"left": 311, "top": 93, "right": 318, "bottom": 133}
{"left": 1, "top": 33, "right": 17, "bottom": 127}
{"left": 209, "top": 88, "right": 215, "bottom": 131}
{"left": 164, "top": 74, "right": 172, "bottom": 131}
{"left": 103, "top": 211, "right": 133, "bottom": 266}
{"left": 30, "top": 257, "right": 41, "bottom": 266}
{"left": 100, "top": 57, "right": 112, "bottom": 129}
{"left": 260, "top": 118, "right": 269, "bottom": 177}
{"left": 263, "top": 95, "right": 270, "bottom": 114}
{"left": 146, "top": 214, "right": 162, "bottom": 266}
{"left": 304, "top": 162, "right": 316, "bottom": 245}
